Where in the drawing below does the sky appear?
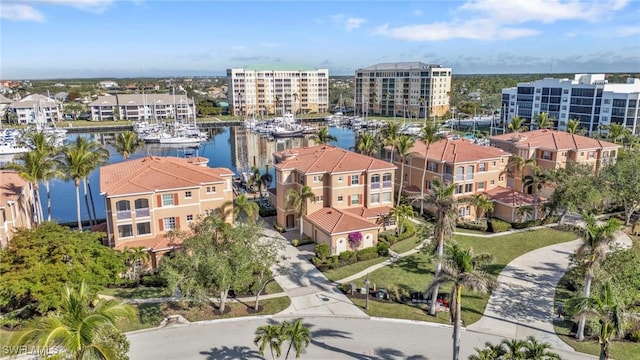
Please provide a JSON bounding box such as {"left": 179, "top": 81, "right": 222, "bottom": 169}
{"left": 1, "top": 0, "right": 639, "bottom": 79}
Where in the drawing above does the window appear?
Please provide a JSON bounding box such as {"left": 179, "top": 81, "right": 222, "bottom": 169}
{"left": 589, "top": 151, "right": 595, "bottom": 159}
{"left": 456, "top": 185, "right": 463, "bottom": 194}
{"left": 337, "top": 196, "right": 343, "bottom": 202}
{"left": 382, "top": 192, "right": 392, "bottom": 203}
{"left": 604, "top": 99, "right": 611, "bottom": 104}
{"left": 477, "top": 182, "right": 485, "bottom": 190}
{"left": 315, "top": 195, "right": 323, "bottom": 202}
{"left": 428, "top": 162, "right": 437, "bottom": 172}
{"left": 499, "top": 176, "right": 504, "bottom": 181}
{"left": 185, "top": 191, "right": 192, "bottom": 198}
{"left": 478, "top": 163, "right": 486, "bottom": 172}
{"left": 490, "top": 180, "right": 495, "bottom": 185}
{"left": 118, "top": 224, "right": 133, "bottom": 238}
{"left": 163, "top": 217, "right": 176, "bottom": 230}
{"left": 458, "top": 207, "right": 465, "bottom": 217}
{"left": 351, "top": 174, "right": 359, "bottom": 185}
{"left": 338, "top": 176, "right": 343, "bottom": 182}
{"left": 383, "top": 173, "right": 392, "bottom": 187}
{"left": 136, "top": 222, "right": 151, "bottom": 235}
{"left": 351, "top": 194, "right": 361, "bottom": 205}
{"left": 186, "top": 215, "right": 194, "bottom": 222}
{"left": 206, "top": 186, "right": 216, "bottom": 193}
{"left": 371, "top": 174, "right": 380, "bottom": 183}
{"left": 313, "top": 175, "right": 322, "bottom": 182}
{"left": 492, "top": 161, "right": 497, "bottom": 166}
{"left": 371, "top": 193, "right": 380, "bottom": 204}
{"left": 162, "top": 194, "right": 174, "bottom": 206}
{"left": 542, "top": 151, "right": 552, "bottom": 160}
{"left": 465, "top": 184, "right": 473, "bottom": 193}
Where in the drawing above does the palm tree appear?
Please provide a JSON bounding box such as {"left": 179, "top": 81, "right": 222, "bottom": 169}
{"left": 390, "top": 204, "right": 414, "bottom": 235}
{"left": 574, "top": 212, "right": 623, "bottom": 341}
{"left": 516, "top": 205, "right": 533, "bottom": 222}
{"left": 395, "top": 135, "right": 415, "bottom": 207}
{"left": 254, "top": 324, "right": 283, "bottom": 360}
{"left": 313, "top": 126, "right": 337, "bottom": 145}
{"left": 234, "top": 193, "right": 259, "bottom": 223}
{"left": 124, "top": 246, "right": 150, "bottom": 282}
{"left": 274, "top": 96, "right": 282, "bottom": 116}
{"left": 508, "top": 116, "right": 528, "bottom": 133}
{"left": 382, "top": 120, "right": 401, "bottom": 163}
{"left": 469, "top": 341, "right": 505, "bottom": 360}
{"left": 9, "top": 282, "right": 135, "bottom": 360}
{"left": 567, "top": 119, "right": 580, "bottom": 134}
{"left": 567, "top": 282, "right": 634, "bottom": 360}
{"left": 115, "top": 130, "right": 141, "bottom": 160}
{"left": 426, "top": 179, "right": 457, "bottom": 316}
{"left": 418, "top": 122, "right": 444, "bottom": 215}
{"left": 282, "top": 319, "right": 311, "bottom": 359}
{"left": 248, "top": 166, "right": 261, "bottom": 192}
{"left": 534, "top": 112, "right": 553, "bottom": 130}
{"left": 468, "top": 194, "right": 493, "bottom": 224}
{"left": 357, "top": 133, "right": 377, "bottom": 157}
{"left": 426, "top": 243, "right": 495, "bottom": 360}
{"left": 522, "top": 166, "right": 549, "bottom": 221}
{"left": 259, "top": 170, "right": 273, "bottom": 202}
{"left": 61, "top": 137, "right": 110, "bottom": 230}
{"left": 520, "top": 336, "right": 562, "bottom": 359}
{"left": 285, "top": 186, "right": 315, "bottom": 236}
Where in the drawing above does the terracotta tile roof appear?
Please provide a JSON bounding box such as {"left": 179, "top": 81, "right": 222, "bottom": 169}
{"left": 114, "top": 233, "right": 182, "bottom": 252}
{"left": 343, "top": 206, "right": 392, "bottom": 220}
{"left": 306, "top": 207, "right": 380, "bottom": 235}
{"left": 274, "top": 145, "right": 396, "bottom": 174}
{"left": 489, "top": 129, "right": 619, "bottom": 151}
{"left": 483, "top": 186, "right": 543, "bottom": 206}
{"left": 0, "top": 170, "right": 27, "bottom": 206}
{"left": 404, "top": 138, "right": 510, "bottom": 164}
{"left": 100, "top": 156, "right": 234, "bottom": 196}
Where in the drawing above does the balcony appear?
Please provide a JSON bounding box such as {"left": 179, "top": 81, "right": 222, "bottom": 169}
{"left": 444, "top": 174, "right": 465, "bottom": 182}
{"left": 135, "top": 208, "right": 150, "bottom": 217}
{"left": 382, "top": 181, "right": 392, "bottom": 188}
{"left": 116, "top": 210, "right": 132, "bottom": 220}
{"left": 371, "top": 182, "right": 380, "bottom": 189}
{"left": 465, "top": 173, "right": 474, "bottom": 180}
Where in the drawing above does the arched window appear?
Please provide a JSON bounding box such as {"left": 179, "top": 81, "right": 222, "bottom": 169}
{"left": 115, "top": 200, "right": 131, "bottom": 220}
{"left": 134, "top": 198, "right": 150, "bottom": 217}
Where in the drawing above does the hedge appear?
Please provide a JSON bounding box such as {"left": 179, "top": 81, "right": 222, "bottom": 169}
{"left": 456, "top": 221, "right": 488, "bottom": 232}
{"left": 488, "top": 218, "right": 511, "bottom": 233}
{"left": 291, "top": 237, "right": 314, "bottom": 247}
{"left": 259, "top": 208, "right": 277, "bottom": 217}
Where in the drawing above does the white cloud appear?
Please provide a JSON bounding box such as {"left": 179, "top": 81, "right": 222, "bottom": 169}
{"left": 0, "top": 4, "right": 44, "bottom": 22}
{"left": 34, "top": 0, "right": 115, "bottom": 13}
{"left": 374, "top": 0, "right": 631, "bottom": 41}
{"left": 331, "top": 14, "right": 366, "bottom": 31}
{"left": 615, "top": 25, "right": 640, "bottom": 37}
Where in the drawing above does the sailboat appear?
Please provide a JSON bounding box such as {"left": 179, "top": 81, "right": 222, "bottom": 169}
{"left": 158, "top": 91, "right": 203, "bottom": 145}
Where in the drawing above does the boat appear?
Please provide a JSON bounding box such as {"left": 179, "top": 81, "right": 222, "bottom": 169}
{"left": 272, "top": 126, "right": 303, "bottom": 138}
{"left": 158, "top": 132, "right": 202, "bottom": 145}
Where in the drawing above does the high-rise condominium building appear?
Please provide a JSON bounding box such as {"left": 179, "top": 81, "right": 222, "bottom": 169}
{"left": 501, "top": 74, "right": 640, "bottom": 135}
{"left": 227, "top": 66, "right": 329, "bottom": 117}
{"left": 354, "top": 62, "right": 452, "bottom": 118}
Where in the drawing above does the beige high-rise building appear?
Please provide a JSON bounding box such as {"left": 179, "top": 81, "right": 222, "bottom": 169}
{"left": 227, "top": 66, "right": 329, "bottom": 117}
{"left": 355, "top": 62, "right": 452, "bottom": 118}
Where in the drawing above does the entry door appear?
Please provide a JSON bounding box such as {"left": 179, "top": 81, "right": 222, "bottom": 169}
{"left": 336, "top": 237, "right": 347, "bottom": 254}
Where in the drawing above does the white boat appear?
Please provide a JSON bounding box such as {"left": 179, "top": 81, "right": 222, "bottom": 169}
{"left": 158, "top": 132, "right": 201, "bottom": 145}
{"left": 272, "top": 126, "right": 303, "bottom": 138}
{"left": 0, "top": 141, "right": 29, "bottom": 155}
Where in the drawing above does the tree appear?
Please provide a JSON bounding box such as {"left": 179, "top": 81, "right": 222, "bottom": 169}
{"left": 282, "top": 319, "right": 311, "bottom": 359}
{"left": 251, "top": 236, "right": 286, "bottom": 310}
{"left": 357, "top": 133, "right": 377, "bottom": 157}
{"left": 61, "top": 136, "right": 110, "bottom": 230}
{"left": 259, "top": 170, "right": 274, "bottom": 202}
{"left": 567, "top": 119, "right": 580, "bottom": 134}
{"left": 0, "top": 223, "right": 125, "bottom": 316}
{"left": 274, "top": 96, "right": 282, "bottom": 116}
{"left": 600, "top": 152, "right": 640, "bottom": 225}
{"left": 6, "top": 152, "right": 46, "bottom": 224}
{"left": 426, "top": 179, "right": 457, "bottom": 316}
{"left": 418, "top": 122, "right": 444, "bottom": 215}
{"left": 382, "top": 120, "right": 401, "bottom": 163}
{"left": 507, "top": 155, "right": 536, "bottom": 192}
{"left": 9, "top": 282, "right": 135, "bottom": 360}
{"left": 516, "top": 205, "right": 533, "bottom": 222}
{"left": 254, "top": 324, "right": 282, "bottom": 360}
{"left": 534, "top": 112, "right": 553, "bottom": 129}
{"left": 123, "top": 246, "right": 150, "bottom": 283}
{"left": 390, "top": 204, "right": 413, "bottom": 235}
{"left": 574, "top": 212, "right": 623, "bottom": 341}
{"left": 248, "top": 166, "right": 262, "bottom": 192}
{"left": 508, "top": 116, "right": 528, "bottom": 133}
{"left": 395, "top": 135, "right": 415, "bottom": 207}
{"left": 426, "top": 243, "right": 495, "bottom": 360}
{"left": 545, "top": 162, "right": 602, "bottom": 223}
{"left": 603, "top": 123, "right": 630, "bottom": 144}
{"left": 567, "top": 282, "right": 634, "bottom": 360}
{"left": 522, "top": 166, "right": 549, "bottom": 221}
{"left": 468, "top": 194, "right": 493, "bottom": 224}
{"left": 313, "top": 126, "right": 337, "bottom": 145}
{"left": 234, "top": 193, "right": 259, "bottom": 224}
{"left": 115, "top": 131, "right": 141, "bottom": 160}
{"left": 285, "top": 186, "right": 315, "bottom": 236}
{"left": 471, "top": 337, "right": 561, "bottom": 360}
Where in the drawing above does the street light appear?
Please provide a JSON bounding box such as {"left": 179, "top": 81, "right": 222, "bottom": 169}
{"left": 365, "top": 272, "right": 370, "bottom": 310}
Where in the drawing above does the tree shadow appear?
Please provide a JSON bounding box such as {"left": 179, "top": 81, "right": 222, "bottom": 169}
{"left": 391, "top": 256, "right": 430, "bottom": 275}
{"left": 312, "top": 328, "right": 353, "bottom": 340}
{"left": 199, "top": 345, "right": 262, "bottom": 360}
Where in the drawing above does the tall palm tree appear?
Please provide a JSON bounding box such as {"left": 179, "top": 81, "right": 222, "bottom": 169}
{"left": 254, "top": 324, "right": 283, "bottom": 360}
{"left": 274, "top": 96, "right": 282, "bottom": 116}
{"left": 313, "top": 126, "right": 337, "bottom": 145}
{"left": 282, "top": 319, "right": 311, "bottom": 360}
{"left": 574, "top": 212, "right": 623, "bottom": 341}
{"left": 508, "top": 116, "right": 528, "bottom": 133}
{"left": 29, "top": 132, "right": 64, "bottom": 222}
{"left": 6, "top": 151, "right": 50, "bottom": 224}
{"left": 62, "top": 136, "right": 110, "bottom": 230}
{"left": 356, "top": 133, "right": 377, "bottom": 157}
{"left": 382, "top": 120, "right": 400, "bottom": 163}
{"left": 390, "top": 204, "right": 414, "bottom": 235}
{"left": 426, "top": 243, "right": 495, "bottom": 360}
{"left": 395, "top": 135, "right": 415, "bottom": 207}
{"left": 248, "top": 166, "right": 261, "bottom": 192}
{"left": 9, "top": 282, "right": 135, "bottom": 360}
{"left": 234, "top": 193, "right": 259, "bottom": 224}
{"left": 259, "top": 170, "right": 273, "bottom": 202}
{"left": 285, "top": 186, "right": 315, "bottom": 236}
{"left": 567, "top": 282, "right": 633, "bottom": 360}
{"left": 522, "top": 166, "right": 549, "bottom": 221}
{"left": 603, "top": 123, "right": 630, "bottom": 144}
{"left": 418, "top": 122, "right": 444, "bottom": 215}
{"left": 426, "top": 179, "right": 457, "bottom": 316}
{"left": 115, "top": 130, "right": 141, "bottom": 160}
{"left": 566, "top": 119, "right": 580, "bottom": 134}
{"left": 468, "top": 194, "right": 493, "bottom": 224}
{"left": 534, "top": 112, "right": 553, "bottom": 130}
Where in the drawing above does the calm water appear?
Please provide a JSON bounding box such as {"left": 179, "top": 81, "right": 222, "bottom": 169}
{"left": 41, "top": 126, "right": 356, "bottom": 223}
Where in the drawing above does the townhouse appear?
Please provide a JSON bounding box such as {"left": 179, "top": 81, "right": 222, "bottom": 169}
{"left": 99, "top": 156, "right": 234, "bottom": 268}
{"left": 0, "top": 170, "right": 36, "bottom": 248}
{"left": 387, "top": 138, "right": 511, "bottom": 220}
{"left": 89, "top": 93, "right": 195, "bottom": 121}
{"left": 11, "top": 94, "right": 62, "bottom": 124}
{"left": 271, "top": 145, "right": 396, "bottom": 255}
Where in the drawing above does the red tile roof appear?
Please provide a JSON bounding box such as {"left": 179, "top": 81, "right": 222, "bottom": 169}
{"left": 483, "top": 186, "right": 543, "bottom": 206}
{"left": 114, "top": 233, "right": 182, "bottom": 252}
{"left": 100, "top": 156, "right": 234, "bottom": 196}
{"left": 0, "top": 170, "right": 27, "bottom": 206}
{"left": 343, "top": 206, "right": 392, "bottom": 220}
{"left": 406, "top": 139, "right": 510, "bottom": 164}
{"left": 489, "top": 129, "right": 619, "bottom": 151}
{"left": 274, "top": 145, "right": 396, "bottom": 174}
{"left": 306, "top": 207, "right": 380, "bottom": 235}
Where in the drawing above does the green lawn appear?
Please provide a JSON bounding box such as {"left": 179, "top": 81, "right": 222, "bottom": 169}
{"left": 390, "top": 236, "right": 424, "bottom": 254}
{"left": 454, "top": 227, "right": 488, "bottom": 235}
{"left": 323, "top": 257, "right": 387, "bottom": 282}
{"left": 99, "top": 286, "right": 172, "bottom": 299}
{"left": 0, "top": 329, "right": 10, "bottom": 352}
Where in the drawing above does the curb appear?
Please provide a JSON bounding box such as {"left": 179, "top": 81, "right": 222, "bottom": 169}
{"left": 370, "top": 316, "right": 461, "bottom": 331}
{"left": 125, "top": 315, "right": 275, "bottom": 335}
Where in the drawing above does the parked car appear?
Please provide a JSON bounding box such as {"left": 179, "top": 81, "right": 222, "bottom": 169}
{"left": 78, "top": 112, "right": 91, "bottom": 120}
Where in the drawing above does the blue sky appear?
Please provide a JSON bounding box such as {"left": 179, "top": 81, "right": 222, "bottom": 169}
{"left": 1, "top": 0, "right": 639, "bottom": 79}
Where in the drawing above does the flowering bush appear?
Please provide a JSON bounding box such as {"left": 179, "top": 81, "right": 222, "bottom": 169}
{"left": 348, "top": 231, "right": 363, "bottom": 250}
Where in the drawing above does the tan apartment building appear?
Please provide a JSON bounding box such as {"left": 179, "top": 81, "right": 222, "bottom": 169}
{"left": 0, "top": 170, "right": 36, "bottom": 248}
{"left": 99, "top": 156, "right": 234, "bottom": 268}
{"left": 89, "top": 93, "right": 196, "bottom": 122}
{"left": 272, "top": 145, "right": 396, "bottom": 255}
{"left": 387, "top": 138, "right": 511, "bottom": 221}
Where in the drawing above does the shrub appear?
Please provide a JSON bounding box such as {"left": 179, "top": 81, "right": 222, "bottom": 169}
{"left": 348, "top": 231, "right": 363, "bottom": 250}
{"left": 356, "top": 247, "right": 379, "bottom": 261}
{"left": 259, "top": 208, "right": 277, "bottom": 217}
{"left": 141, "top": 273, "right": 167, "bottom": 288}
{"left": 273, "top": 223, "right": 285, "bottom": 233}
{"left": 138, "top": 303, "right": 163, "bottom": 325}
{"left": 403, "top": 220, "right": 415, "bottom": 234}
{"left": 291, "top": 239, "right": 299, "bottom": 247}
{"left": 339, "top": 250, "right": 357, "bottom": 264}
{"left": 489, "top": 218, "right": 511, "bottom": 233}
{"left": 327, "top": 256, "right": 339, "bottom": 269}
{"left": 376, "top": 242, "right": 389, "bottom": 256}
{"left": 456, "top": 221, "right": 488, "bottom": 232}
{"left": 511, "top": 219, "right": 542, "bottom": 229}
{"left": 629, "top": 330, "right": 640, "bottom": 343}
{"left": 315, "top": 243, "right": 330, "bottom": 261}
